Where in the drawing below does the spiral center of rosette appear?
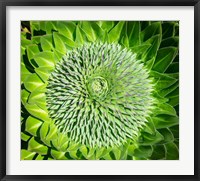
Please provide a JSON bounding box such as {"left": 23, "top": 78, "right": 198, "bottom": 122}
{"left": 88, "top": 77, "right": 108, "bottom": 99}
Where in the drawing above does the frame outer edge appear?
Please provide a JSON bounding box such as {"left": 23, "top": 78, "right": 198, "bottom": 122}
{"left": 194, "top": 0, "right": 200, "bottom": 179}
{"left": 0, "top": 1, "right": 6, "bottom": 181}
{"left": 0, "top": 0, "right": 199, "bottom": 180}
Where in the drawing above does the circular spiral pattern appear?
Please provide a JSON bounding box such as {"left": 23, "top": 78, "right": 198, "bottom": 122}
{"left": 46, "top": 42, "right": 154, "bottom": 147}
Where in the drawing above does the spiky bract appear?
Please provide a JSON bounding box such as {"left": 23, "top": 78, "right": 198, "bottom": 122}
{"left": 46, "top": 42, "right": 154, "bottom": 147}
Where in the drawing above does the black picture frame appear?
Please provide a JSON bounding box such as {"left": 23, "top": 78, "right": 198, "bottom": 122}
{"left": 0, "top": 0, "right": 199, "bottom": 180}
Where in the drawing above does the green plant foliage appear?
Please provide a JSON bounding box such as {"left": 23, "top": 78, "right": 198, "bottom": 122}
{"left": 21, "top": 21, "right": 179, "bottom": 160}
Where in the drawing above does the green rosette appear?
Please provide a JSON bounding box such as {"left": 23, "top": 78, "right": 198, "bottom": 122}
{"left": 21, "top": 21, "right": 179, "bottom": 160}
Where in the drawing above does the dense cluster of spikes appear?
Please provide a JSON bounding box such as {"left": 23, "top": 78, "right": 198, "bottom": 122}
{"left": 46, "top": 42, "right": 154, "bottom": 148}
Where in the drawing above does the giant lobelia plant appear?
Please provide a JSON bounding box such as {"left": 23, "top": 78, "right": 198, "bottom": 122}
{"left": 21, "top": 21, "right": 179, "bottom": 160}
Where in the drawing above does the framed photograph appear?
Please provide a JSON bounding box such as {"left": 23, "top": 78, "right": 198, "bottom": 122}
{"left": 0, "top": 0, "right": 199, "bottom": 180}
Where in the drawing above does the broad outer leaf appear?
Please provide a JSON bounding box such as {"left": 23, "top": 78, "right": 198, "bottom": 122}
{"left": 25, "top": 103, "right": 50, "bottom": 121}
{"left": 152, "top": 115, "right": 179, "bottom": 129}
{"left": 28, "top": 137, "right": 48, "bottom": 155}
{"left": 21, "top": 149, "right": 36, "bottom": 160}
{"left": 133, "top": 146, "right": 153, "bottom": 159}
{"left": 25, "top": 116, "right": 43, "bottom": 136}
{"left": 108, "top": 21, "right": 125, "bottom": 43}
{"left": 153, "top": 47, "right": 178, "bottom": 73}
{"left": 164, "top": 142, "right": 179, "bottom": 160}
{"left": 24, "top": 73, "right": 44, "bottom": 92}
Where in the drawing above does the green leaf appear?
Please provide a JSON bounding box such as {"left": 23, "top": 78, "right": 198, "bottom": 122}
{"left": 127, "top": 143, "right": 137, "bottom": 156}
{"left": 86, "top": 147, "right": 96, "bottom": 159}
{"left": 152, "top": 115, "right": 179, "bottom": 129}
{"left": 30, "top": 21, "right": 40, "bottom": 36}
{"left": 32, "top": 36, "right": 41, "bottom": 44}
{"left": 35, "top": 154, "right": 45, "bottom": 160}
{"left": 52, "top": 133, "right": 69, "bottom": 152}
{"left": 75, "top": 25, "right": 84, "bottom": 45}
{"left": 51, "top": 149, "right": 67, "bottom": 160}
{"left": 21, "top": 89, "right": 30, "bottom": 106}
{"left": 108, "top": 21, "right": 125, "bottom": 43}
{"left": 69, "top": 150, "right": 79, "bottom": 159}
{"left": 140, "top": 22, "right": 161, "bottom": 42}
{"left": 151, "top": 145, "right": 166, "bottom": 160}
{"left": 160, "top": 36, "right": 179, "bottom": 48}
{"left": 81, "top": 21, "right": 97, "bottom": 42}
{"left": 153, "top": 47, "right": 178, "bottom": 73}
{"left": 28, "top": 137, "right": 48, "bottom": 155}
{"left": 21, "top": 132, "right": 31, "bottom": 141}
{"left": 158, "top": 128, "right": 174, "bottom": 144}
{"left": 100, "top": 21, "right": 115, "bottom": 31}
{"left": 40, "top": 122, "right": 49, "bottom": 141}
{"left": 142, "top": 117, "right": 156, "bottom": 135}
{"left": 25, "top": 103, "right": 50, "bottom": 121}
{"left": 151, "top": 71, "right": 178, "bottom": 90}
{"left": 164, "top": 142, "right": 179, "bottom": 160}
{"left": 159, "top": 81, "right": 179, "bottom": 97}
{"left": 21, "top": 61, "right": 32, "bottom": 83}
{"left": 162, "top": 22, "right": 176, "bottom": 39}
{"left": 131, "top": 44, "right": 151, "bottom": 59}
{"left": 112, "top": 147, "right": 121, "bottom": 160}
{"left": 56, "top": 21, "right": 74, "bottom": 40}
{"left": 169, "top": 125, "right": 179, "bottom": 139}
{"left": 154, "top": 102, "right": 177, "bottom": 116}
{"left": 25, "top": 116, "right": 43, "bottom": 136}
{"left": 79, "top": 145, "right": 88, "bottom": 158}
{"left": 46, "top": 123, "right": 58, "bottom": 140}
{"left": 21, "top": 149, "right": 36, "bottom": 160}
{"left": 40, "top": 35, "right": 54, "bottom": 51}
{"left": 95, "top": 147, "right": 109, "bottom": 159}
{"left": 33, "top": 51, "right": 55, "bottom": 68}
{"left": 28, "top": 87, "right": 46, "bottom": 110}
{"left": 45, "top": 21, "right": 57, "bottom": 34}
{"left": 24, "top": 73, "right": 44, "bottom": 92}
{"left": 138, "top": 130, "right": 164, "bottom": 146}
{"left": 142, "top": 35, "right": 161, "bottom": 61}
{"left": 35, "top": 66, "right": 53, "bottom": 83}
{"left": 133, "top": 146, "right": 153, "bottom": 159}
{"left": 167, "top": 88, "right": 179, "bottom": 106}
{"left": 103, "top": 152, "right": 113, "bottom": 160}
{"left": 166, "top": 62, "right": 179, "bottom": 73}
{"left": 127, "top": 21, "right": 140, "bottom": 47}
{"left": 26, "top": 44, "right": 40, "bottom": 60}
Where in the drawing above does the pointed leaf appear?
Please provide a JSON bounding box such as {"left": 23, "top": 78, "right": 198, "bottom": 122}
{"left": 133, "top": 146, "right": 153, "bottom": 159}
{"left": 140, "top": 22, "right": 161, "bottom": 42}
{"left": 151, "top": 145, "right": 166, "bottom": 160}
{"left": 57, "top": 21, "right": 74, "bottom": 40}
{"left": 25, "top": 103, "right": 50, "bottom": 121}
{"left": 25, "top": 116, "right": 43, "bottom": 136}
{"left": 21, "top": 132, "right": 31, "bottom": 142}
{"left": 108, "top": 21, "right": 125, "bottom": 43}
{"left": 112, "top": 147, "right": 121, "bottom": 160}
{"left": 33, "top": 51, "right": 55, "bottom": 68}
{"left": 28, "top": 137, "right": 48, "bottom": 155}
{"left": 127, "top": 21, "right": 140, "bottom": 47}
{"left": 24, "top": 73, "right": 44, "bottom": 92}
{"left": 21, "top": 149, "right": 36, "bottom": 160}
{"left": 158, "top": 128, "right": 174, "bottom": 144}
{"left": 139, "top": 130, "right": 164, "bottom": 146}
{"left": 35, "top": 66, "right": 53, "bottom": 82}
{"left": 153, "top": 47, "right": 178, "bottom": 73}
{"left": 51, "top": 150, "right": 67, "bottom": 160}
{"left": 152, "top": 115, "right": 179, "bottom": 129}
{"left": 28, "top": 88, "right": 46, "bottom": 110}
{"left": 165, "top": 142, "right": 179, "bottom": 160}
{"left": 21, "top": 89, "right": 30, "bottom": 106}
{"left": 40, "top": 35, "right": 54, "bottom": 51}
